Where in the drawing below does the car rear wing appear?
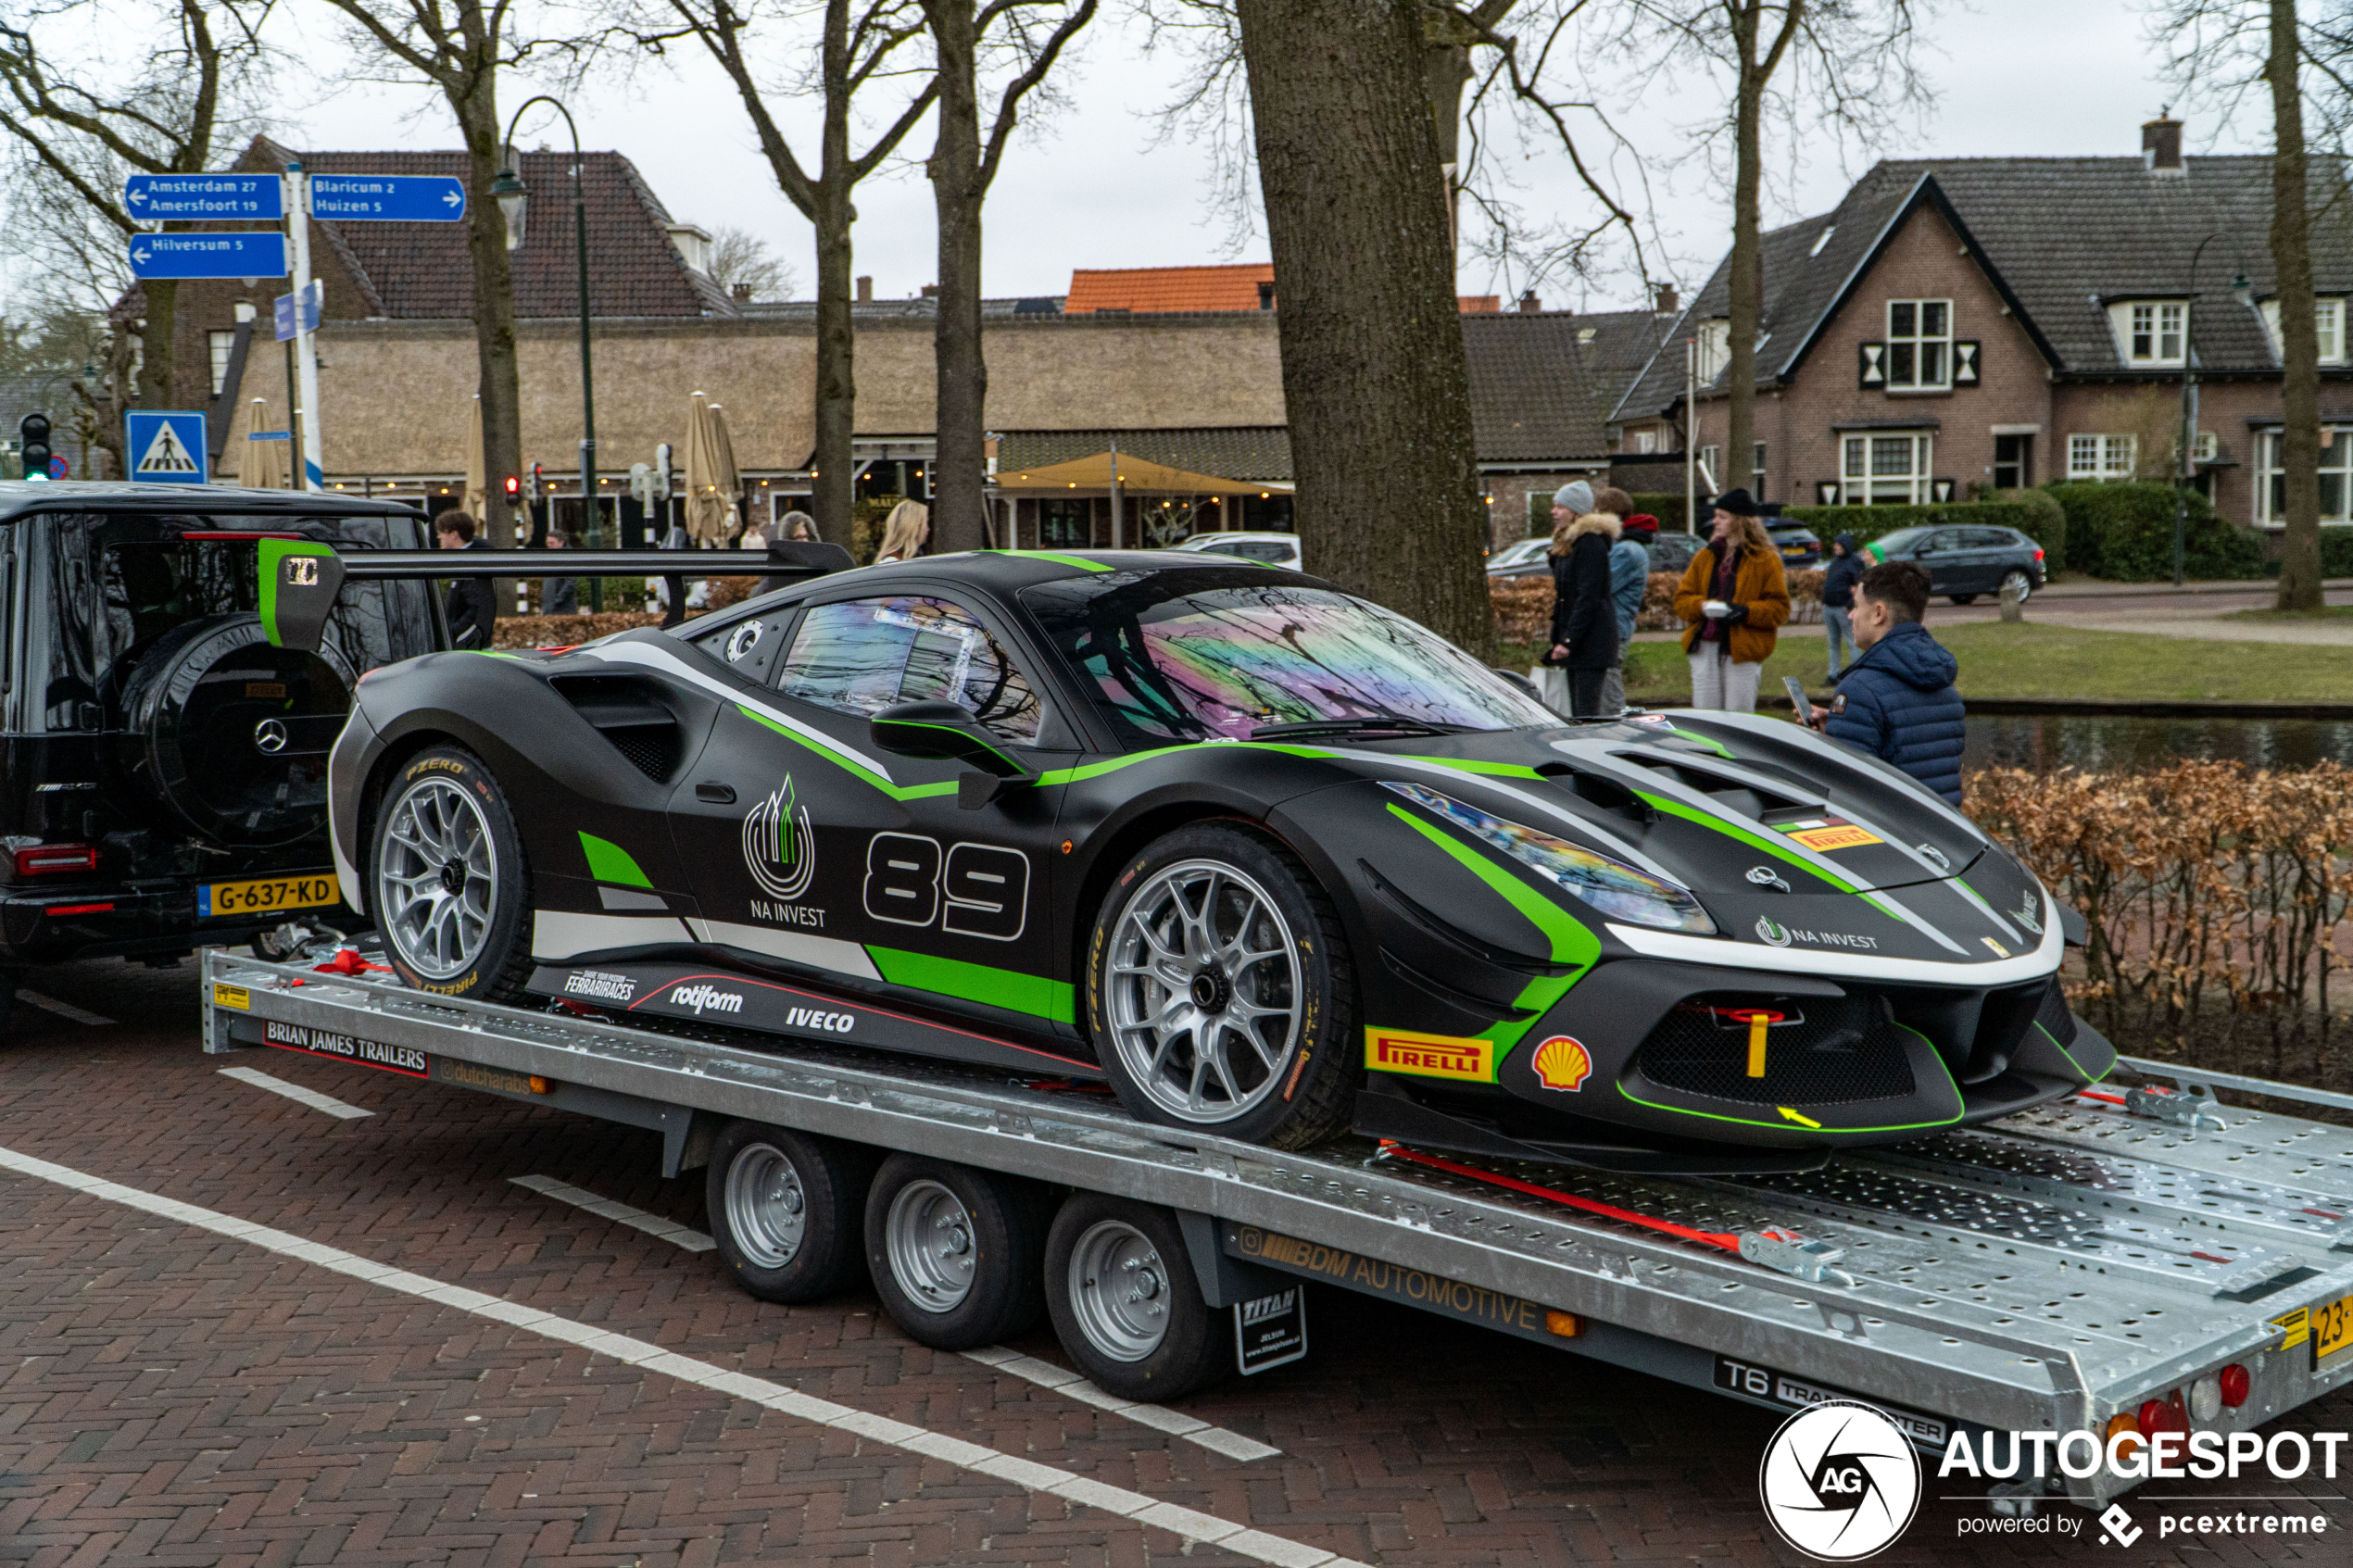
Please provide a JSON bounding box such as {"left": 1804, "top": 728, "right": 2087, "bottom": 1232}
{"left": 258, "top": 539, "right": 791, "bottom": 652}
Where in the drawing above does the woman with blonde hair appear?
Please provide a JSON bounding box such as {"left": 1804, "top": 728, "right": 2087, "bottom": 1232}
{"left": 874, "top": 499, "right": 929, "bottom": 564}
{"left": 1673, "top": 488, "right": 1789, "bottom": 710}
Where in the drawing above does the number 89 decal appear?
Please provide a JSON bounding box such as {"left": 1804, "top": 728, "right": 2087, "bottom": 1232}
{"left": 862, "top": 833, "right": 1030, "bottom": 940}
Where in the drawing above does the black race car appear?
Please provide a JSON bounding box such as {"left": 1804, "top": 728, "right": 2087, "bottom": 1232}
{"left": 308, "top": 549, "right": 2111, "bottom": 1171}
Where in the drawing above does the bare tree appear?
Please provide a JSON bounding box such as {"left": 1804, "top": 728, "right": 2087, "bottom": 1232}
{"left": 651, "top": 0, "right": 937, "bottom": 541}
{"left": 0, "top": 0, "right": 268, "bottom": 415}
{"left": 922, "top": 0, "right": 1096, "bottom": 553}
{"left": 705, "top": 224, "right": 798, "bottom": 300}
{"left": 1234, "top": 0, "right": 1493, "bottom": 655}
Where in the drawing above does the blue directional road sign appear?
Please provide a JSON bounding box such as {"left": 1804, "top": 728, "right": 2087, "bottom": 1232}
{"left": 273, "top": 281, "right": 322, "bottom": 343}
{"left": 308, "top": 174, "right": 466, "bottom": 222}
{"left": 127, "top": 411, "right": 209, "bottom": 486}
{"left": 123, "top": 172, "right": 283, "bottom": 221}
{"left": 127, "top": 232, "right": 286, "bottom": 281}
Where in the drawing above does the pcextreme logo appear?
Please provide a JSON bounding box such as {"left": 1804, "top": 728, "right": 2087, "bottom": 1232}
{"left": 743, "top": 774, "right": 817, "bottom": 901}
{"left": 1758, "top": 1402, "right": 1921, "bottom": 1561}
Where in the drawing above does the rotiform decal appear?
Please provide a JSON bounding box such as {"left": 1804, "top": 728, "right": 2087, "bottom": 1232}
{"left": 743, "top": 774, "right": 817, "bottom": 902}
{"left": 668, "top": 982, "right": 746, "bottom": 1016}
{"left": 1757, "top": 1401, "right": 1921, "bottom": 1561}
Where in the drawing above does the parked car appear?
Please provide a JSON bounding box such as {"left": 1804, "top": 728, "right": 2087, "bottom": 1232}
{"left": 0, "top": 482, "right": 443, "bottom": 1019}
{"left": 1171, "top": 531, "right": 1302, "bottom": 571}
{"left": 1485, "top": 536, "right": 1554, "bottom": 579}
{"left": 1864, "top": 524, "right": 2047, "bottom": 604}
{"left": 1767, "top": 518, "right": 1822, "bottom": 571}
{"left": 1641, "top": 531, "right": 1706, "bottom": 577}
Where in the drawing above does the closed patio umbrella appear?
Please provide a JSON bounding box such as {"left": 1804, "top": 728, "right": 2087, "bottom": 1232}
{"left": 242, "top": 399, "right": 288, "bottom": 490}
{"left": 684, "top": 390, "right": 742, "bottom": 545}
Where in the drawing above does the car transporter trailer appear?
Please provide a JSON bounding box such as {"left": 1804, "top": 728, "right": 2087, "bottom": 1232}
{"left": 201, "top": 947, "right": 2353, "bottom": 1512}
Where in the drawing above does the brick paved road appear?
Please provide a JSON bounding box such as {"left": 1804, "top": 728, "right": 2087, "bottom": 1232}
{"left": 1, "top": 958, "right": 2347, "bottom": 1566}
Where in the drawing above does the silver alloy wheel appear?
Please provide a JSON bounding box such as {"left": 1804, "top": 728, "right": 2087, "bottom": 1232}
{"left": 1104, "top": 857, "right": 1302, "bottom": 1125}
{"left": 724, "top": 1141, "right": 807, "bottom": 1270}
{"left": 375, "top": 776, "right": 497, "bottom": 980}
{"left": 1066, "top": 1218, "right": 1171, "bottom": 1362}
{"left": 884, "top": 1178, "right": 977, "bottom": 1312}
{"left": 2001, "top": 569, "right": 2033, "bottom": 604}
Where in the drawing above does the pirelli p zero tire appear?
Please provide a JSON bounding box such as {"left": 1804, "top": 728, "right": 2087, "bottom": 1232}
{"left": 705, "top": 1120, "right": 875, "bottom": 1304}
{"left": 1044, "top": 1194, "right": 1230, "bottom": 1402}
{"left": 1088, "top": 822, "right": 1357, "bottom": 1149}
{"left": 369, "top": 746, "right": 534, "bottom": 1002}
{"left": 863, "top": 1153, "right": 1049, "bottom": 1350}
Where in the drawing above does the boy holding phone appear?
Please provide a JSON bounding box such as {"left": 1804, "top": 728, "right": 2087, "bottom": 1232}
{"left": 1794, "top": 561, "right": 1965, "bottom": 805}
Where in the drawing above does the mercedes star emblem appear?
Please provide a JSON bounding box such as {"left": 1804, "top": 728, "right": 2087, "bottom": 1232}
{"left": 254, "top": 718, "right": 289, "bottom": 755}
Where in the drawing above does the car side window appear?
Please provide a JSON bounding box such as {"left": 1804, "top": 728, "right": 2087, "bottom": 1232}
{"left": 776, "top": 595, "right": 1043, "bottom": 745}
{"left": 689, "top": 610, "right": 787, "bottom": 685}
{"left": 1923, "top": 530, "right": 1962, "bottom": 553}
{"left": 1968, "top": 528, "right": 2017, "bottom": 548}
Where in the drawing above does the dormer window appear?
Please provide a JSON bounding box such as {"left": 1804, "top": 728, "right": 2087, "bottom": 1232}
{"left": 1694, "top": 319, "right": 1730, "bottom": 383}
{"left": 2259, "top": 297, "right": 2347, "bottom": 364}
{"left": 2109, "top": 300, "right": 2187, "bottom": 367}
{"left": 1885, "top": 300, "right": 1951, "bottom": 390}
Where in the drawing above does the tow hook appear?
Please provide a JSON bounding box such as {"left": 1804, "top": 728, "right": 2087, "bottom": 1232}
{"left": 1738, "top": 1228, "right": 1857, "bottom": 1289}
{"left": 2124, "top": 1084, "right": 2228, "bottom": 1131}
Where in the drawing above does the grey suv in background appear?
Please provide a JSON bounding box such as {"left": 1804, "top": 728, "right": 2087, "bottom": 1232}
{"left": 1864, "top": 524, "right": 2047, "bottom": 604}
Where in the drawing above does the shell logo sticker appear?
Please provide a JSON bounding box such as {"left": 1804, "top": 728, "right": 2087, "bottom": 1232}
{"left": 1530, "top": 1035, "right": 1592, "bottom": 1092}
{"left": 1365, "top": 1028, "right": 1493, "bottom": 1083}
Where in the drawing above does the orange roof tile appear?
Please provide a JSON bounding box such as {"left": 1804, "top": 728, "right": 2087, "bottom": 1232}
{"left": 1064, "top": 263, "right": 1276, "bottom": 314}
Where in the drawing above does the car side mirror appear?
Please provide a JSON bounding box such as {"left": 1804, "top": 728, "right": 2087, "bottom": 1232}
{"left": 870, "top": 700, "right": 1032, "bottom": 809}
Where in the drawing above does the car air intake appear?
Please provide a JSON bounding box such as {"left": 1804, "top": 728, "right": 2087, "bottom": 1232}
{"left": 549, "top": 676, "right": 682, "bottom": 782}
{"left": 2032, "top": 974, "right": 2077, "bottom": 1047}
{"left": 1637, "top": 993, "right": 1914, "bottom": 1106}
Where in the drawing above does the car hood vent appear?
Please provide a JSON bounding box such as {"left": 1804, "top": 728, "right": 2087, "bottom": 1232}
{"left": 549, "top": 675, "right": 683, "bottom": 783}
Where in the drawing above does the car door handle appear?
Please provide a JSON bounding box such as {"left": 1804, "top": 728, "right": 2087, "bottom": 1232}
{"left": 696, "top": 782, "right": 737, "bottom": 804}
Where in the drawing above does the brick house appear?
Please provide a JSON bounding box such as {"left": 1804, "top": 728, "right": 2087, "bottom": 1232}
{"left": 1612, "top": 119, "right": 2353, "bottom": 533}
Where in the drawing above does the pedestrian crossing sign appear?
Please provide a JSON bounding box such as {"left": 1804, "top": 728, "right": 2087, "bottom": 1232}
{"left": 126, "top": 410, "right": 209, "bottom": 485}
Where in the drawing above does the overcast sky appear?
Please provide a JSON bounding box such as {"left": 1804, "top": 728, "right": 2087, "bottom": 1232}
{"left": 272, "top": 0, "right": 2267, "bottom": 314}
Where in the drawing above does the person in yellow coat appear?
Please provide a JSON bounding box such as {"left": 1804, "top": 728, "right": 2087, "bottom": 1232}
{"left": 1672, "top": 488, "right": 1790, "bottom": 710}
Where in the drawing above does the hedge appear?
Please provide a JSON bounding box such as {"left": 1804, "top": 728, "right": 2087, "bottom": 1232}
{"left": 2318, "top": 528, "right": 2353, "bottom": 577}
{"left": 2041, "top": 482, "right": 2265, "bottom": 582}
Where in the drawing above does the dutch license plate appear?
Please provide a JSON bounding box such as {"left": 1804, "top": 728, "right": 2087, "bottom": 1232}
{"left": 2315, "top": 1293, "right": 2353, "bottom": 1361}
{"left": 199, "top": 874, "right": 338, "bottom": 919}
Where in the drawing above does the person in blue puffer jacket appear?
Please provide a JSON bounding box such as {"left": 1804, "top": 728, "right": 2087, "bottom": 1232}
{"left": 1815, "top": 560, "right": 1965, "bottom": 804}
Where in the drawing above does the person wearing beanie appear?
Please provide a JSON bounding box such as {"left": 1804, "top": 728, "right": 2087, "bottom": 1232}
{"left": 1542, "top": 483, "right": 1620, "bottom": 716}
{"left": 1672, "top": 487, "right": 1789, "bottom": 711}
{"left": 1553, "top": 479, "right": 1595, "bottom": 516}
{"left": 1593, "top": 485, "right": 1649, "bottom": 715}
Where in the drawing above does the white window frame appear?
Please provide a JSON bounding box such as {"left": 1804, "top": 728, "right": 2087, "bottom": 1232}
{"left": 208, "top": 330, "right": 235, "bottom": 396}
{"left": 2108, "top": 300, "right": 2187, "bottom": 368}
{"left": 1841, "top": 431, "right": 1934, "bottom": 505}
{"left": 1694, "top": 320, "right": 1730, "bottom": 383}
{"left": 2068, "top": 433, "right": 2138, "bottom": 482}
{"left": 1698, "top": 445, "right": 1720, "bottom": 491}
{"left": 2259, "top": 298, "right": 2348, "bottom": 366}
{"left": 1752, "top": 441, "right": 1767, "bottom": 495}
{"left": 1884, "top": 299, "right": 1952, "bottom": 391}
{"left": 2256, "top": 427, "right": 2353, "bottom": 525}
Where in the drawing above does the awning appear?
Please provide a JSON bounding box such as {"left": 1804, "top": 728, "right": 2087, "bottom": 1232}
{"left": 992, "top": 451, "right": 1291, "bottom": 495}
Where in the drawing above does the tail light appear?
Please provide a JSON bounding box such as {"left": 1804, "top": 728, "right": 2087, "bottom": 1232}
{"left": 2032, "top": 547, "right": 2045, "bottom": 562}
{"left": 2139, "top": 1391, "right": 2191, "bottom": 1436}
{"left": 15, "top": 844, "right": 97, "bottom": 876}
{"left": 2104, "top": 1411, "right": 2144, "bottom": 1456}
{"left": 2219, "top": 1363, "right": 2251, "bottom": 1408}
{"left": 2189, "top": 1375, "right": 2223, "bottom": 1422}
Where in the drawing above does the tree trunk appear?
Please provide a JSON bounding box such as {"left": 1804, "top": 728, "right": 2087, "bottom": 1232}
{"left": 1235, "top": 0, "right": 1494, "bottom": 659}
{"left": 1724, "top": 5, "right": 1766, "bottom": 503}
{"left": 2271, "top": 0, "right": 2322, "bottom": 611}
{"left": 456, "top": 83, "right": 522, "bottom": 549}
{"left": 927, "top": 0, "right": 987, "bottom": 555}
{"left": 136, "top": 277, "right": 178, "bottom": 410}
{"left": 811, "top": 185, "right": 857, "bottom": 543}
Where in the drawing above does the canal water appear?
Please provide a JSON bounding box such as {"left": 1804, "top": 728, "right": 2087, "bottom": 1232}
{"left": 1963, "top": 714, "right": 2353, "bottom": 771}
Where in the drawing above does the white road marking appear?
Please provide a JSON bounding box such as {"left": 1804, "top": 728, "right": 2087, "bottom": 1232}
{"left": 17, "top": 990, "right": 114, "bottom": 1026}
{"left": 0, "top": 1145, "right": 1352, "bottom": 1568}
{"left": 510, "top": 1174, "right": 717, "bottom": 1252}
{"left": 963, "top": 1346, "right": 1283, "bottom": 1462}
{"left": 216, "top": 1066, "right": 374, "bottom": 1120}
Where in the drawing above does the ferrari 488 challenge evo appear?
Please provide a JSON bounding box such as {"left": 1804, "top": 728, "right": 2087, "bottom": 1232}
{"left": 321, "top": 549, "right": 2112, "bottom": 1171}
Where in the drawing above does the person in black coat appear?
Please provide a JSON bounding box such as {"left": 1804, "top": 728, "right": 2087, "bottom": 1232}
{"left": 434, "top": 510, "right": 497, "bottom": 649}
{"left": 1820, "top": 532, "right": 1865, "bottom": 676}
{"left": 1544, "top": 489, "right": 1623, "bottom": 718}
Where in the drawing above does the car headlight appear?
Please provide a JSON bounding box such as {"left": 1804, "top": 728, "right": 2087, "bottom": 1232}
{"left": 1385, "top": 782, "right": 1717, "bottom": 935}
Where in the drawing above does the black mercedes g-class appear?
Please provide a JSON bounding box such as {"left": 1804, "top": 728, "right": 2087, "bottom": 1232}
{"left": 0, "top": 483, "right": 441, "bottom": 1006}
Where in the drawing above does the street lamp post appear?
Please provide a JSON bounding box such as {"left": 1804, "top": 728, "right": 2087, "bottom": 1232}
{"left": 2177, "top": 234, "right": 2256, "bottom": 586}
{"left": 492, "top": 97, "right": 598, "bottom": 605}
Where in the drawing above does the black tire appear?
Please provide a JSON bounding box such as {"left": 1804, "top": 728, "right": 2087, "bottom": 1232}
{"left": 1086, "top": 822, "right": 1357, "bottom": 1149}
{"left": 367, "top": 746, "right": 534, "bottom": 1002}
{"left": 1948, "top": 594, "right": 1977, "bottom": 606}
{"left": 864, "top": 1153, "right": 1049, "bottom": 1349}
{"left": 705, "top": 1120, "right": 875, "bottom": 1304}
{"left": 1045, "top": 1194, "right": 1231, "bottom": 1401}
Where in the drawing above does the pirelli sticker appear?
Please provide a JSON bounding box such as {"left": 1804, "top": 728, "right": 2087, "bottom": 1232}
{"left": 1365, "top": 1027, "right": 1494, "bottom": 1083}
{"left": 1780, "top": 817, "right": 1883, "bottom": 853}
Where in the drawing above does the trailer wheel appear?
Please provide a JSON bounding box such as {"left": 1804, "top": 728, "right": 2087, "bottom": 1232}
{"left": 864, "top": 1153, "right": 1048, "bottom": 1349}
{"left": 706, "top": 1121, "right": 872, "bottom": 1303}
{"left": 1045, "top": 1194, "right": 1231, "bottom": 1401}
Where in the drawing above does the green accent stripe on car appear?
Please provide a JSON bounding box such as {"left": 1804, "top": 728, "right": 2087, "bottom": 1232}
{"left": 984, "top": 550, "right": 1114, "bottom": 572}
{"left": 1385, "top": 803, "right": 1598, "bottom": 1063}
{"left": 2032, "top": 1019, "right": 2109, "bottom": 1085}
{"left": 869, "top": 946, "right": 1076, "bottom": 1023}
{"left": 256, "top": 538, "right": 336, "bottom": 647}
{"left": 579, "top": 832, "right": 653, "bottom": 889}
{"left": 1615, "top": 1022, "right": 1966, "bottom": 1134}
{"left": 736, "top": 706, "right": 959, "bottom": 801}
{"left": 1634, "top": 790, "right": 1910, "bottom": 925}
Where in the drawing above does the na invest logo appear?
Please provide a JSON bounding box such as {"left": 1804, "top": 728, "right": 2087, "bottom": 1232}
{"left": 1758, "top": 1401, "right": 1922, "bottom": 1561}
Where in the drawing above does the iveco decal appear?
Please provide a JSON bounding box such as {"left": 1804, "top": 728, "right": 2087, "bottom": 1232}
{"left": 743, "top": 774, "right": 817, "bottom": 901}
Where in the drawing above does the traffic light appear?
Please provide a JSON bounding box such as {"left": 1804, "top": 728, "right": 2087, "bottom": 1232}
{"left": 19, "top": 414, "right": 50, "bottom": 483}
{"left": 531, "top": 461, "right": 545, "bottom": 500}
{"left": 503, "top": 473, "right": 522, "bottom": 505}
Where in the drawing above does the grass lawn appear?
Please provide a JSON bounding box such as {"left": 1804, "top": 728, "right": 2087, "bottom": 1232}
{"left": 1499, "top": 621, "right": 2353, "bottom": 703}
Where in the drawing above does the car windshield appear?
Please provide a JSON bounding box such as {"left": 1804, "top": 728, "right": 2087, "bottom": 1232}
{"left": 1022, "top": 571, "right": 1556, "bottom": 745}
{"left": 1871, "top": 527, "right": 1931, "bottom": 552}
